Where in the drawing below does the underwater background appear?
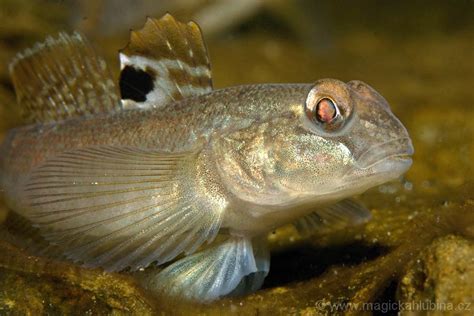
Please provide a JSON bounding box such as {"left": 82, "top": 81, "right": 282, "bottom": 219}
{"left": 0, "top": 0, "right": 473, "bottom": 315}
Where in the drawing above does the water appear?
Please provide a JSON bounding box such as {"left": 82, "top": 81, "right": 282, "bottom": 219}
{"left": 0, "top": 1, "right": 472, "bottom": 314}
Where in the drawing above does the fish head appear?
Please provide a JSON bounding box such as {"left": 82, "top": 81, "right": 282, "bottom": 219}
{"left": 215, "top": 79, "right": 413, "bottom": 208}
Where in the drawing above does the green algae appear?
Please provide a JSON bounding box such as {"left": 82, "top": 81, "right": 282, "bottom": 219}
{"left": 0, "top": 1, "right": 473, "bottom": 315}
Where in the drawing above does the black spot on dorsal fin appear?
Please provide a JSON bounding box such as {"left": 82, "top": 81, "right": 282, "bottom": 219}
{"left": 119, "top": 66, "right": 155, "bottom": 103}
{"left": 119, "top": 14, "right": 213, "bottom": 110}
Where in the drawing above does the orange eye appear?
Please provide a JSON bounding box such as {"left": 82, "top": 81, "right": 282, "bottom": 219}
{"left": 305, "top": 94, "right": 344, "bottom": 132}
{"left": 305, "top": 82, "right": 353, "bottom": 133}
{"left": 316, "top": 98, "right": 337, "bottom": 123}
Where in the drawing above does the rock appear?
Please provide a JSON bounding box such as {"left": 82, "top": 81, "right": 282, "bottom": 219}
{"left": 0, "top": 241, "right": 156, "bottom": 315}
{"left": 398, "top": 235, "right": 474, "bottom": 315}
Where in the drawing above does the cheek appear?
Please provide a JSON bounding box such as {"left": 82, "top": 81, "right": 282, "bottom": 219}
{"left": 302, "top": 152, "right": 349, "bottom": 179}
{"left": 313, "top": 152, "right": 339, "bottom": 166}
{"left": 274, "top": 140, "right": 354, "bottom": 186}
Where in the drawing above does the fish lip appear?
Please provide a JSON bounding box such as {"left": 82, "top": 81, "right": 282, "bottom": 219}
{"left": 335, "top": 155, "right": 412, "bottom": 197}
{"left": 355, "top": 137, "right": 414, "bottom": 170}
{"left": 368, "top": 154, "right": 413, "bottom": 174}
{"left": 343, "top": 154, "right": 412, "bottom": 180}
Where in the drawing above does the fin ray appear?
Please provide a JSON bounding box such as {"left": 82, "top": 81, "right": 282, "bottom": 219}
{"left": 145, "top": 237, "right": 266, "bottom": 301}
{"left": 18, "top": 146, "right": 224, "bottom": 271}
{"left": 294, "top": 199, "right": 372, "bottom": 237}
{"left": 119, "top": 14, "right": 212, "bottom": 110}
{"left": 9, "top": 32, "right": 121, "bottom": 123}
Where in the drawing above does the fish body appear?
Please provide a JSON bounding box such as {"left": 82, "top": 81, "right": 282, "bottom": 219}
{"left": 0, "top": 15, "right": 413, "bottom": 301}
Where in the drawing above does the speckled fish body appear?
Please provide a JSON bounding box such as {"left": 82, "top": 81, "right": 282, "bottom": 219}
{"left": 1, "top": 84, "right": 306, "bottom": 182}
{"left": 0, "top": 15, "right": 413, "bottom": 302}
{"left": 1, "top": 84, "right": 311, "bottom": 235}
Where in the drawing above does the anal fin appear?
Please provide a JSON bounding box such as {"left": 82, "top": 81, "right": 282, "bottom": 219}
{"left": 9, "top": 32, "right": 121, "bottom": 124}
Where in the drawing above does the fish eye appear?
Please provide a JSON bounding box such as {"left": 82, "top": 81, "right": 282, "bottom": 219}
{"left": 305, "top": 94, "right": 344, "bottom": 132}
{"left": 315, "top": 98, "right": 339, "bottom": 124}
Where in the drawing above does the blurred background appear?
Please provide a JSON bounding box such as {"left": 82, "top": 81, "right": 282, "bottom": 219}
{"left": 0, "top": 0, "right": 473, "bottom": 315}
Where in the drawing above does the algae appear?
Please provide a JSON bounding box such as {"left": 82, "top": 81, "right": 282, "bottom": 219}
{"left": 0, "top": 1, "right": 473, "bottom": 315}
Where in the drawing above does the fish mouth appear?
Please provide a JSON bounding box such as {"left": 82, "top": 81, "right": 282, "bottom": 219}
{"left": 355, "top": 137, "right": 414, "bottom": 170}
{"left": 368, "top": 154, "right": 413, "bottom": 175}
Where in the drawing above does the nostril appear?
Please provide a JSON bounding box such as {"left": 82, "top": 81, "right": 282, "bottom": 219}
{"left": 347, "top": 80, "right": 371, "bottom": 93}
{"left": 347, "top": 80, "right": 365, "bottom": 91}
{"left": 347, "top": 80, "right": 390, "bottom": 111}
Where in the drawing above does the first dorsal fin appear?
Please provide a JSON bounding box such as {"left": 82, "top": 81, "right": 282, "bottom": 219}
{"left": 9, "top": 32, "right": 121, "bottom": 124}
{"left": 119, "top": 14, "right": 213, "bottom": 110}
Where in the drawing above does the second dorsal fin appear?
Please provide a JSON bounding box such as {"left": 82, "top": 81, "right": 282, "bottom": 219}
{"left": 9, "top": 32, "right": 121, "bottom": 124}
{"left": 119, "top": 14, "right": 213, "bottom": 110}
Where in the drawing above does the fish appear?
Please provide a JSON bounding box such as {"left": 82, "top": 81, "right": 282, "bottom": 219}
{"left": 0, "top": 14, "right": 413, "bottom": 302}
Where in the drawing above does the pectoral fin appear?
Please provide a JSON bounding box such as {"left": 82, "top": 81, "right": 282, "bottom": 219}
{"left": 19, "top": 146, "right": 224, "bottom": 272}
{"left": 294, "top": 199, "right": 371, "bottom": 237}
